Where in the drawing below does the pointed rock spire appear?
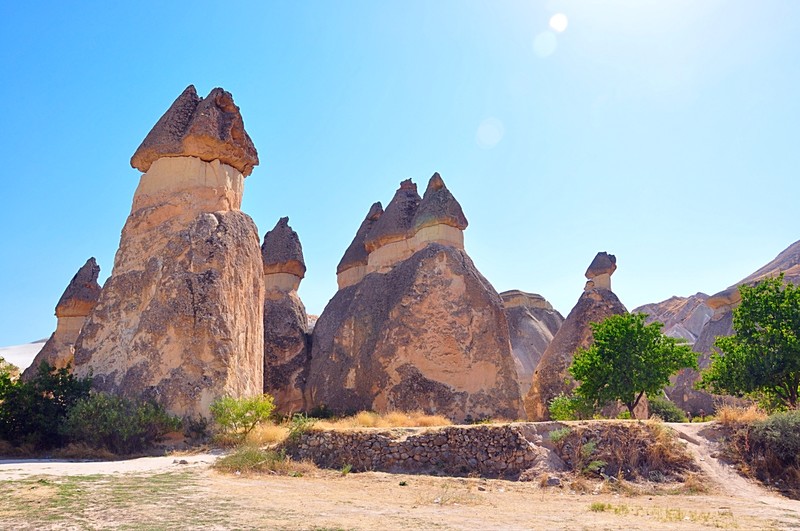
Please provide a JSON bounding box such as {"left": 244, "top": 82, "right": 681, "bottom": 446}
{"left": 584, "top": 252, "right": 616, "bottom": 291}
{"left": 412, "top": 172, "right": 468, "bottom": 232}
{"left": 337, "top": 202, "right": 383, "bottom": 274}
{"left": 131, "top": 85, "right": 259, "bottom": 176}
{"left": 56, "top": 258, "right": 102, "bottom": 317}
{"left": 261, "top": 217, "right": 306, "bottom": 278}
{"left": 364, "top": 179, "right": 421, "bottom": 252}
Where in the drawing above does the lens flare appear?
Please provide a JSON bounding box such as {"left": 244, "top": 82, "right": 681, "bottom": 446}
{"left": 476, "top": 118, "right": 505, "bottom": 149}
{"left": 549, "top": 13, "right": 568, "bottom": 33}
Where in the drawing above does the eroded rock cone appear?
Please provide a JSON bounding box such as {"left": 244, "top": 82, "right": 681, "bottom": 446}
{"left": 336, "top": 202, "right": 383, "bottom": 289}
{"left": 261, "top": 217, "right": 310, "bottom": 415}
{"left": 500, "top": 290, "right": 564, "bottom": 396}
{"left": 73, "top": 86, "right": 264, "bottom": 418}
{"left": 526, "top": 252, "right": 639, "bottom": 420}
{"left": 307, "top": 175, "right": 523, "bottom": 422}
{"left": 22, "top": 258, "right": 101, "bottom": 381}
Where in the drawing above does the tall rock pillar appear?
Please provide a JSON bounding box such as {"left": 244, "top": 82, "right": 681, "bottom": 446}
{"left": 73, "top": 85, "right": 265, "bottom": 418}
{"left": 261, "top": 217, "right": 310, "bottom": 415}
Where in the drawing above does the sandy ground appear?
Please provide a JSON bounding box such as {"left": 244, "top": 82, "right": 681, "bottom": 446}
{"left": 0, "top": 425, "right": 799, "bottom": 530}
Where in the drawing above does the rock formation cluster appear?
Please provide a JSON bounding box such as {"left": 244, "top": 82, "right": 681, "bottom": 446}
{"left": 525, "top": 252, "right": 631, "bottom": 421}
{"left": 307, "top": 174, "right": 524, "bottom": 422}
{"left": 22, "top": 258, "right": 101, "bottom": 381}
{"left": 261, "top": 217, "right": 310, "bottom": 415}
{"left": 500, "top": 290, "right": 564, "bottom": 396}
{"left": 72, "top": 86, "right": 264, "bottom": 418}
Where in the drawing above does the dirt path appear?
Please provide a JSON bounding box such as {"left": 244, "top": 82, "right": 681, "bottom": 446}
{"left": 668, "top": 422, "right": 800, "bottom": 514}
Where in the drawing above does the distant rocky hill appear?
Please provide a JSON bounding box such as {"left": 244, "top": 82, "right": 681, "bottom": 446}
{"left": 639, "top": 239, "right": 800, "bottom": 414}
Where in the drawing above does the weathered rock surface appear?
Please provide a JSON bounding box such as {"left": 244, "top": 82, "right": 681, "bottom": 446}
{"left": 364, "top": 179, "right": 420, "bottom": 252}
{"left": 662, "top": 239, "right": 800, "bottom": 414}
{"left": 22, "top": 258, "right": 101, "bottom": 381}
{"left": 525, "top": 287, "right": 628, "bottom": 420}
{"left": 500, "top": 290, "right": 564, "bottom": 396}
{"left": 412, "top": 172, "right": 468, "bottom": 232}
{"left": 633, "top": 293, "right": 712, "bottom": 343}
{"left": 73, "top": 86, "right": 263, "bottom": 418}
{"left": 261, "top": 217, "right": 310, "bottom": 415}
{"left": 336, "top": 202, "right": 383, "bottom": 289}
{"left": 584, "top": 252, "right": 616, "bottom": 291}
{"left": 308, "top": 242, "right": 524, "bottom": 422}
{"left": 130, "top": 85, "right": 259, "bottom": 177}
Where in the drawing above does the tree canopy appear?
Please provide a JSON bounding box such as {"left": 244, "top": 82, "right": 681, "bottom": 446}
{"left": 699, "top": 274, "right": 800, "bottom": 410}
{"left": 570, "top": 313, "right": 698, "bottom": 416}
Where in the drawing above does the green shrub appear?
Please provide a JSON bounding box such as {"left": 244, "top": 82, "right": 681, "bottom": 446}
{"left": 210, "top": 394, "right": 275, "bottom": 442}
{"left": 548, "top": 393, "right": 594, "bottom": 420}
{"left": 287, "top": 413, "right": 318, "bottom": 443}
{"left": 0, "top": 362, "right": 92, "bottom": 448}
{"left": 750, "top": 410, "right": 800, "bottom": 466}
{"left": 61, "top": 393, "right": 181, "bottom": 455}
{"left": 648, "top": 395, "right": 688, "bottom": 422}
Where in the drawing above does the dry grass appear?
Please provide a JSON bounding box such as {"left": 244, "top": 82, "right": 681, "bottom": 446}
{"left": 715, "top": 404, "right": 767, "bottom": 427}
{"left": 51, "top": 443, "right": 118, "bottom": 461}
{"left": 213, "top": 445, "right": 318, "bottom": 476}
{"left": 315, "top": 410, "right": 452, "bottom": 430}
{"left": 245, "top": 423, "right": 289, "bottom": 446}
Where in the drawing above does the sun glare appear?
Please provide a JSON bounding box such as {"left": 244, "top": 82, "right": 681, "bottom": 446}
{"left": 549, "top": 13, "right": 568, "bottom": 33}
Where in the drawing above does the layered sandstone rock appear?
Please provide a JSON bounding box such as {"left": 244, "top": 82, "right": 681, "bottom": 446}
{"left": 73, "top": 86, "right": 264, "bottom": 418}
{"left": 633, "top": 294, "right": 712, "bottom": 343}
{"left": 22, "top": 258, "right": 101, "bottom": 381}
{"left": 664, "top": 239, "right": 800, "bottom": 414}
{"left": 500, "top": 290, "right": 564, "bottom": 396}
{"left": 308, "top": 175, "right": 523, "bottom": 422}
{"left": 584, "top": 252, "right": 616, "bottom": 291}
{"left": 262, "top": 217, "right": 310, "bottom": 415}
{"left": 526, "top": 253, "right": 646, "bottom": 421}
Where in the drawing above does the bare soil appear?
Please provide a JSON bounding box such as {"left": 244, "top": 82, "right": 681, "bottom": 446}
{"left": 0, "top": 423, "right": 798, "bottom": 530}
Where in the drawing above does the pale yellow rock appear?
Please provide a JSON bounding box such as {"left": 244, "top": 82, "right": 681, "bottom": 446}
{"left": 74, "top": 156, "right": 264, "bottom": 418}
{"left": 500, "top": 290, "right": 553, "bottom": 311}
{"left": 264, "top": 272, "right": 302, "bottom": 294}
{"left": 337, "top": 265, "right": 367, "bottom": 290}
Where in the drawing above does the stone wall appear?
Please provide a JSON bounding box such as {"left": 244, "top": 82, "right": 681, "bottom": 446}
{"left": 286, "top": 422, "right": 564, "bottom": 479}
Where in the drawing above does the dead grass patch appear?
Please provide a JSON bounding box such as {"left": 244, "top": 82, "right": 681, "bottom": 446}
{"left": 315, "top": 410, "right": 452, "bottom": 430}
{"left": 715, "top": 404, "right": 767, "bottom": 427}
{"left": 213, "top": 445, "right": 318, "bottom": 477}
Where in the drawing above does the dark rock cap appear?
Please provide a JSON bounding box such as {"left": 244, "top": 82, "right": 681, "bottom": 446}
{"left": 131, "top": 85, "right": 259, "bottom": 176}
{"left": 585, "top": 252, "right": 617, "bottom": 279}
{"left": 56, "top": 258, "right": 102, "bottom": 318}
{"left": 412, "top": 173, "right": 468, "bottom": 232}
{"left": 337, "top": 202, "right": 384, "bottom": 274}
{"left": 262, "top": 217, "right": 306, "bottom": 278}
{"left": 364, "top": 179, "right": 421, "bottom": 252}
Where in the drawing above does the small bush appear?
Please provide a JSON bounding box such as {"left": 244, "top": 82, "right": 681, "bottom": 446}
{"left": 0, "top": 362, "right": 92, "bottom": 449}
{"left": 210, "top": 394, "right": 275, "bottom": 442}
{"left": 214, "top": 445, "right": 317, "bottom": 476}
{"left": 548, "top": 393, "right": 594, "bottom": 421}
{"left": 750, "top": 410, "right": 800, "bottom": 467}
{"left": 61, "top": 392, "right": 181, "bottom": 455}
{"left": 287, "top": 413, "right": 318, "bottom": 443}
{"left": 648, "top": 396, "right": 688, "bottom": 422}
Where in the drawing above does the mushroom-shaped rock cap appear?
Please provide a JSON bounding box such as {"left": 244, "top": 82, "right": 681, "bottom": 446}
{"left": 585, "top": 252, "right": 617, "bottom": 279}
{"left": 55, "top": 258, "right": 102, "bottom": 318}
{"left": 337, "top": 202, "right": 384, "bottom": 274}
{"left": 364, "top": 179, "right": 421, "bottom": 252}
{"left": 412, "top": 173, "right": 468, "bottom": 232}
{"left": 131, "top": 85, "right": 259, "bottom": 176}
{"left": 261, "top": 217, "right": 306, "bottom": 278}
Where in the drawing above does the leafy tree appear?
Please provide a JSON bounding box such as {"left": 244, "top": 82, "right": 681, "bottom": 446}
{"left": 210, "top": 394, "right": 275, "bottom": 442}
{"left": 0, "top": 362, "right": 92, "bottom": 448}
{"left": 570, "top": 313, "right": 698, "bottom": 416}
{"left": 699, "top": 274, "right": 800, "bottom": 410}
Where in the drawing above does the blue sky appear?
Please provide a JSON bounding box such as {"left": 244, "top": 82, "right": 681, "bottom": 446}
{"left": 1, "top": 0, "right": 799, "bottom": 346}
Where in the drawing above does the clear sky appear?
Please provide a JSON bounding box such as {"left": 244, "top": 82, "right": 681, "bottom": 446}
{"left": 1, "top": 0, "right": 799, "bottom": 347}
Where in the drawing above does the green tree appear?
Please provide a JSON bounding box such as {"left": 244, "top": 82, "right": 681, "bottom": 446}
{"left": 570, "top": 313, "right": 698, "bottom": 416}
{"left": 210, "top": 394, "right": 275, "bottom": 442}
{"left": 699, "top": 274, "right": 800, "bottom": 410}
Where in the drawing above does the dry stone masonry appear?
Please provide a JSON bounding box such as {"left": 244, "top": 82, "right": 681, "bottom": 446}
{"left": 73, "top": 86, "right": 264, "bottom": 418}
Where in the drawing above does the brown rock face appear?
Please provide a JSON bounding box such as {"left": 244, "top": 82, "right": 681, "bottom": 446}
{"left": 525, "top": 287, "right": 628, "bottom": 420}
{"left": 130, "top": 85, "right": 259, "bottom": 177}
{"left": 262, "top": 217, "right": 306, "bottom": 278}
{"left": 337, "top": 202, "right": 383, "bottom": 275}
{"left": 21, "top": 258, "right": 101, "bottom": 381}
{"left": 261, "top": 217, "right": 310, "bottom": 415}
{"left": 307, "top": 243, "right": 524, "bottom": 422}
{"left": 73, "top": 87, "right": 264, "bottom": 418}
{"left": 364, "top": 180, "right": 421, "bottom": 252}
{"left": 500, "top": 290, "right": 564, "bottom": 396}
{"left": 633, "top": 293, "right": 712, "bottom": 343}
{"left": 412, "top": 172, "right": 468, "bottom": 232}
